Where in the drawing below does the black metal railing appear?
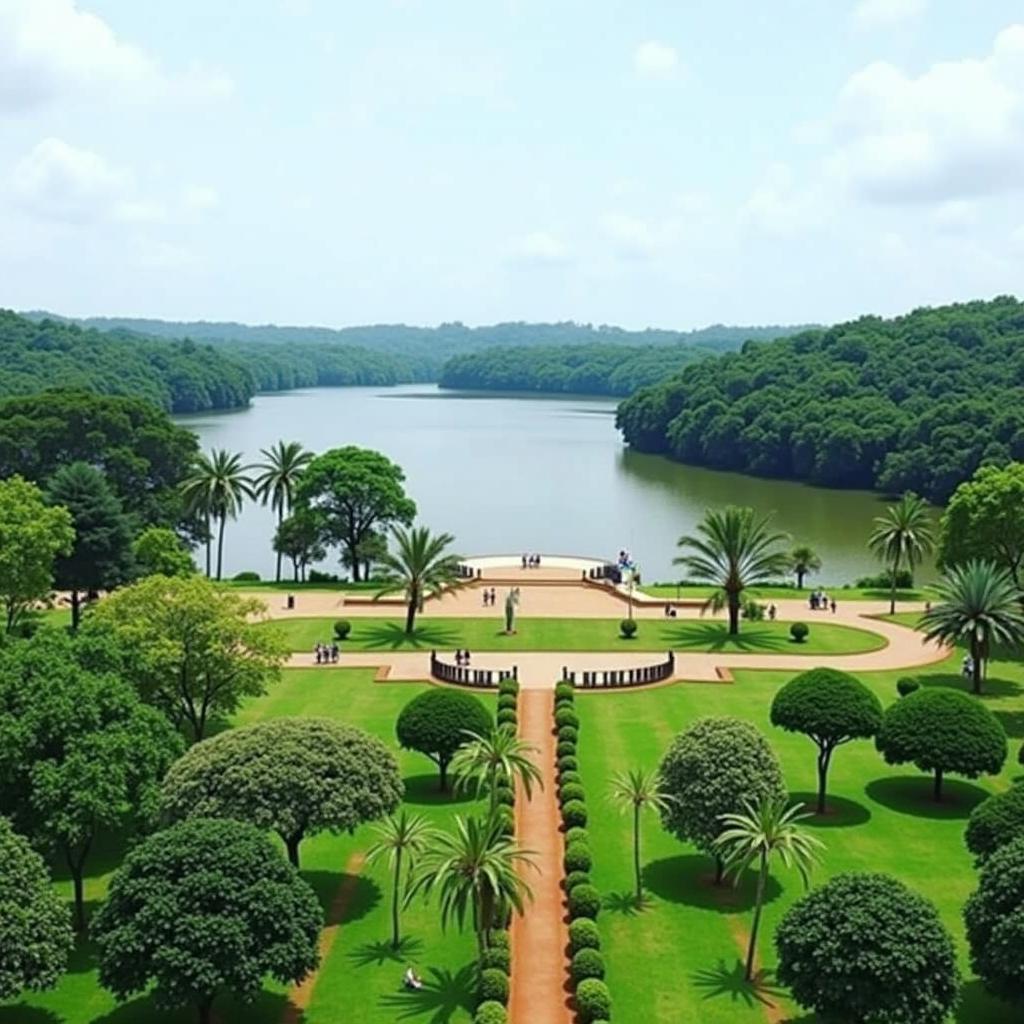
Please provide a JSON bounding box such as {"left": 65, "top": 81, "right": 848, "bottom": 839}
{"left": 561, "top": 652, "right": 675, "bottom": 689}
{"left": 430, "top": 651, "right": 517, "bottom": 688}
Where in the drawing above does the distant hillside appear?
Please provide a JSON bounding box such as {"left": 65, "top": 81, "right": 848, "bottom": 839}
{"left": 617, "top": 296, "right": 1024, "bottom": 502}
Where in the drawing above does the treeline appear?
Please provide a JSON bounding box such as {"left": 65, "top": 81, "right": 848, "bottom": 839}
{"left": 617, "top": 296, "right": 1024, "bottom": 502}
{"left": 438, "top": 342, "right": 720, "bottom": 396}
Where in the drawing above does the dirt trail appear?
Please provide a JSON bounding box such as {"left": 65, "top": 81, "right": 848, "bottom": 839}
{"left": 508, "top": 690, "right": 574, "bottom": 1024}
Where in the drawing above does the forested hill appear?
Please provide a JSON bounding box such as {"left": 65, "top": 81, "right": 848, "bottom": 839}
{"left": 438, "top": 342, "right": 720, "bottom": 396}
{"left": 616, "top": 296, "right": 1024, "bottom": 503}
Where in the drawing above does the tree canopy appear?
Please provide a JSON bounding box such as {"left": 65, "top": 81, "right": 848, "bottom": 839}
{"left": 132, "top": 526, "right": 195, "bottom": 577}
{"left": 160, "top": 717, "right": 403, "bottom": 867}
{"left": 965, "top": 784, "right": 1024, "bottom": 864}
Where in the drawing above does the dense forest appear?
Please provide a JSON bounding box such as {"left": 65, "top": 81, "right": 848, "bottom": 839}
{"left": 617, "top": 296, "right": 1024, "bottom": 502}
{"left": 438, "top": 342, "right": 720, "bottom": 396}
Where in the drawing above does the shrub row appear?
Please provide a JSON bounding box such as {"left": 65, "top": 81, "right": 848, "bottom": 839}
{"left": 554, "top": 681, "right": 613, "bottom": 1023}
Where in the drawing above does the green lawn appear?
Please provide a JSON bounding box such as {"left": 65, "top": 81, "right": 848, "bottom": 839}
{"left": 1, "top": 669, "right": 484, "bottom": 1024}
{"left": 262, "top": 616, "right": 886, "bottom": 655}
{"left": 575, "top": 652, "right": 1024, "bottom": 1024}
{"left": 643, "top": 583, "right": 930, "bottom": 602}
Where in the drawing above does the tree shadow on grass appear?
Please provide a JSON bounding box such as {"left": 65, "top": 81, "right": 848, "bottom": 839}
{"left": 865, "top": 776, "right": 989, "bottom": 820}
{"left": 48, "top": 829, "right": 127, "bottom": 884}
{"left": 921, "top": 672, "right": 1024, "bottom": 702}
{"left": 92, "top": 990, "right": 289, "bottom": 1024}
{"left": 0, "top": 1008, "right": 61, "bottom": 1024}
{"left": 603, "top": 889, "right": 650, "bottom": 916}
{"left": 402, "top": 773, "right": 475, "bottom": 807}
{"left": 349, "top": 934, "right": 424, "bottom": 968}
{"left": 955, "top": 978, "right": 1013, "bottom": 1023}
{"left": 378, "top": 962, "right": 477, "bottom": 1023}
{"left": 642, "top": 854, "right": 782, "bottom": 913}
{"left": 300, "top": 871, "right": 381, "bottom": 927}
{"left": 359, "top": 622, "right": 461, "bottom": 651}
{"left": 789, "top": 791, "right": 872, "bottom": 828}
{"left": 993, "top": 709, "right": 1024, "bottom": 740}
{"left": 657, "top": 622, "right": 791, "bottom": 653}
{"left": 692, "top": 959, "right": 786, "bottom": 1010}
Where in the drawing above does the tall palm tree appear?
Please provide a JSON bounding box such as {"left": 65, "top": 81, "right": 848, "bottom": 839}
{"left": 789, "top": 544, "right": 822, "bottom": 590}
{"left": 608, "top": 767, "right": 674, "bottom": 905}
{"left": 451, "top": 726, "right": 543, "bottom": 810}
{"left": 868, "top": 492, "right": 934, "bottom": 614}
{"left": 253, "top": 441, "right": 313, "bottom": 582}
{"left": 920, "top": 560, "right": 1024, "bottom": 695}
{"left": 374, "top": 524, "right": 462, "bottom": 634}
{"left": 407, "top": 813, "right": 535, "bottom": 956}
{"left": 675, "top": 506, "right": 790, "bottom": 635}
{"left": 180, "top": 449, "right": 254, "bottom": 580}
{"left": 365, "top": 811, "right": 436, "bottom": 949}
{"left": 714, "top": 796, "right": 823, "bottom": 981}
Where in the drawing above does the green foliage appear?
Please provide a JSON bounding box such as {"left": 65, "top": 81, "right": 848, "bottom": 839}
{"left": 875, "top": 687, "right": 1007, "bottom": 799}
{"left": 275, "top": 508, "right": 327, "bottom": 583}
{"left": 619, "top": 618, "right": 638, "bottom": 638}
{"left": 233, "top": 570, "right": 261, "bottom": 581}
{"left": 575, "top": 978, "right": 612, "bottom": 1023}
{"left": 964, "top": 836, "right": 1024, "bottom": 1005}
{"left": 132, "top": 526, "right": 195, "bottom": 578}
{"left": 568, "top": 917, "right": 601, "bottom": 953}
{"left": 565, "top": 825, "right": 588, "bottom": 845}
{"left": 497, "top": 693, "right": 518, "bottom": 711}
{"left": 966, "top": 784, "right": 1024, "bottom": 864}
{"left": 571, "top": 948, "right": 606, "bottom": 983}
{"left": 560, "top": 783, "right": 585, "bottom": 805}
{"left": 497, "top": 677, "right": 519, "bottom": 697}
{"left": 473, "top": 1002, "right": 508, "bottom": 1024}
{"left": 558, "top": 725, "right": 579, "bottom": 744}
{"left": 554, "top": 682, "right": 575, "bottom": 702}
{"left": 496, "top": 708, "right": 518, "bottom": 728}
{"left": 495, "top": 783, "right": 515, "bottom": 807}
{"left": 560, "top": 772, "right": 582, "bottom": 790}
{"left": 558, "top": 754, "right": 579, "bottom": 774}
{"left": 375, "top": 524, "right": 462, "bottom": 632}
{"left": 160, "top": 717, "right": 402, "bottom": 868}
{"left": 564, "top": 841, "right": 592, "bottom": 874}
{"left": 789, "top": 545, "right": 822, "bottom": 587}
{"left": 480, "top": 946, "right": 510, "bottom": 973}
{"left": 0, "top": 816, "right": 73, "bottom": 1000}
{"left": 788, "top": 622, "right": 809, "bottom": 643}
{"left": 564, "top": 870, "right": 591, "bottom": 892}
{"left": 897, "top": 676, "right": 921, "bottom": 697}
{"left": 92, "top": 818, "right": 321, "bottom": 1019}
{"left": 775, "top": 872, "right": 959, "bottom": 1024}
{"left": 856, "top": 569, "right": 915, "bottom": 589}
{"left": 395, "top": 689, "right": 492, "bottom": 791}
{"left": 555, "top": 707, "right": 579, "bottom": 729}
{"left": 557, "top": 740, "right": 577, "bottom": 758}
{"left": 868, "top": 493, "right": 934, "bottom": 611}
{"left": 568, "top": 884, "right": 602, "bottom": 920}
{"left": 478, "top": 967, "right": 509, "bottom": 1005}
{"left": 333, "top": 619, "right": 352, "bottom": 640}
{"left": 562, "top": 800, "right": 588, "bottom": 829}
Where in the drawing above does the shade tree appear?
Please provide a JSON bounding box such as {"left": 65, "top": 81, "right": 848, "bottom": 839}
{"left": 965, "top": 784, "right": 1024, "bottom": 864}
{"left": 132, "top": 526, "right": 195, "bottom": 577}
{"left": 374, "top": 524, "right": 462, "bottom": 633}
{"left": 274, "top": 508, "right": 328, "bottom": 582}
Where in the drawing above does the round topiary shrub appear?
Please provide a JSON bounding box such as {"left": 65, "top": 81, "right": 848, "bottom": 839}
{"left": 564, "top": 870, "right": 591, "bottom": 892}
{"left": 496, "top": 708, "right": 517, "bottom": 728}
{"left": 478, "top": 968, "right": 509, "bottom": 1005}
{"left": 558, "top": 725, "right": 578, "bottom": 744}
{"left": 897, "top": 676, "right": 921, "bottom": 697}
{"left": 568, "top": 917, "right": 601, "bottom": 952}
{"left": 489, "top": 930, "right": 509, "bottom": 950}
{"left": 480, "top": 945, "right": 510, "bottom": 973}
{"left": 558, "top": 754, "right": 578, "bottom": 774}
{"left": 564, "top": 841, "right": 591, "bottom": 874}
{"left": 555, "top": 707, "right": 579, "bottom": 729}
{"left": 560, "top": 782, "right": 585, "bottom": 805}
{"left": 497, "top": 692, "right": 517, "bottom": 710}
{"left": 559, "top": 770, "right": 582, "bottom": 789}
{"left": 620, "top": 618, "right": 638, "bottom": 639}
{"left": 576, "top": 978, "right": 612, "bottom": 1023}
{"left": 562, "top": 800, "right": 587, "bottom": 828}
{"left": 333, "top": 619, "right": 351, "bottom": 640}
{"left": 790, "top": 622, "right": 809, "bottom": 643}
{"left": 497, "top": 678, "right": 519, "bottom": 697}
{"left": 555, "top": 682, "right": 575, "bottom": 702}
{"left": 233, "top": 570, "right": 261, "bottom": 581}
{"left": 495, "top": 783, "right": 515, "bottom": 807}
{"left": 564, "top": 826, "right": 588, "bottom": 846}
{"left": 571, "top": 948, "right": 605, "bottom": 983}
{"left": 965, "top": 783, "right": 1024, "bottom": 863}
{"left": 474, "top": 1000, "right": 507, "bottom": 1024}
{"left": 568, "top": 883, "right": 601, "bottom": 920}
{"left": 557, "top": 740, "right": 577, "bottom": 759}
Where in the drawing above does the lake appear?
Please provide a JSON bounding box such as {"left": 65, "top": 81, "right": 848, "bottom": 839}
{"left": 174, "top": 385, "right": 938, "bottom": 585}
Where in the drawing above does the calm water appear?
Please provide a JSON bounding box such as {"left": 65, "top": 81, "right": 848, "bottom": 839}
{"left": 174, "top": 386, "right": 938, "bottom": 585}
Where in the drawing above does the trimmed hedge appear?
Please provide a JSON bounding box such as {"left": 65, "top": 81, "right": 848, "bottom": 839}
{"left": 558, "top": 754, "right": 578, "bottom": 773}
{"left": 559, "top": 770, "right": 582, "bottom": 788}
{"left": 474, "top": 1001, "right": 507, "bottom": 1024}
{"left": 498, "top": 678, "right": 519, "bottom": 697}
{"left": 557, "top": 740, "right": 577, "bottom": 759}
{"left": 497, "top": 693, "right": 518, "bottom": 711}
{"left": 555, "top": 707, "right": 579, "bottom": 729}
{"left": 565, "top": 870, "right": 591, "bottom": 892}
{"left": 479, "top": 968, "right": 509, "bottom": 1005}
{"left": 576, "top": 978, "right": 612, "bottom": 1023}
{"left": 790, "top": 621, "right": 809, "bottom": 643}
{"left": 620, "top": 618, "right": 638, "bottom": 639}
{"left": 569, "top": 917, "right": 601, "bottom": 952}
{"left": 558, "top": 725, "right": 579, "bottom": 744}
{"left": 555, "top": 682, "right": 575, "bottom": 702}
{"left": 559, "top": 783, "right": 585, "bottom": 805}
{"left": 572, "top": 948, "right": 606, "bottom": 983}
{"left": 562, "top": 800, "right": 587, "bottom": 828}
{"left": 897, "top": 676, "right": 922, "bottom": 697}
{"left": 480, "top": 945, "right": 511, "bottom": 973}
{"left": 490, "top": 930, "right": 510, "bottom": 950}
{"left": 564, "top": 841, "right": 592, "bottom": 874}
{"left": 568, "top": 884, "right": 601, "bottom": 920}
{"left": 564, "top": 826, "right": 588, "bottom": 846}
{"left": 496, "top": 708, "right": 518, "bottom": 727}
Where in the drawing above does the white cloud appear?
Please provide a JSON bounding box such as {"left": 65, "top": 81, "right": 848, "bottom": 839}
{"left": 826, "top": 24, "right": 1024, "bottom": 203}
{"left": 0, "top": 0, "right": 233, "bottom": 113}
{"left": 181, "top": 185, "right": 220, "bottom": 214}
{"left": 509, "top": 231, "right": 570, "bottom": 265}
{"left": 740, "top": 162, "right": 825, "bottom": 237}
{"left": 633, "top": 41, "right": 679, "bottom": 80}
{"left": 601, "top": 213, "right": 671, "bottom": 260}
{"left": 852, "top": 0, "right": 927, "bottom": 31}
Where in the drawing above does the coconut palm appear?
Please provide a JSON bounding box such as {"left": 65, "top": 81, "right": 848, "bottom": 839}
{"left": 180, "top": 449, "right": 255, "bottom": 580}
{"left": 920, "top": 560, "right": 1024, "bottom": 695}
{"left": 407, "top": 813, "right": 535, "bottom": 956}
{"left": 374, "top": 524, "right": 462, "bottom": 634}
{"left": 868, "top": 492, "right": 934, "bottom": 614}
{"left": 789, "top": 545, "right": 822, "bottom": 590}
{"left": 365, "top": 811, "right": 436, "bottom": 949}
{"left": 608, "top": 767, "right": 674, "bottom": 905}
{"left": 451, "top": 726, "right": 543, "bottom": 810}
{"left": 675, "top": 506, "right": 790, "bottom": 635}
{"left": 253, "top": 441, "right": 313, "bottom": 582}
{"left": 714, "top": 796, "right": 823, "bottom": 981}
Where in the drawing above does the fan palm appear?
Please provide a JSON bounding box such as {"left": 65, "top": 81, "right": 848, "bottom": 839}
{"left": 374, "top": 524, "right": 462, "bottom": 634}
{"left": 253, "top": 441, "right": 313, "bottom": 582}
{"left": 920, "top": 560, "right": 1024, "bottom": 695}
{"left": 180, "top": 448, "right": 254, "bottom": 579}
{"left": 868, "top": 492, "right": 934, "bottom": 614}
{"left": 365, "top": 811, "right": 436, "bottom": 949}
{"left": 675, "top": 506, "right": 790, "bottom": 635}
{"left": 789, "top": 544, "right": 822, "bottom": 590}
{"left": 451, "top": 726, "right": 543, "bottom": 810}
{"left": 715, "top": 796, "right": 823, "bottom": 981}
{"left": 407, "top": 813, "right": 535, "bottom": 956}
{"left": 608, "top": 767, "right": 674, "bottom": 904}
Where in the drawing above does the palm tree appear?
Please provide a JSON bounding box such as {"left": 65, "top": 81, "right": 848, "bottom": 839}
{"left": 714, "top": 796, "right": 823, "bottom": 982}
{"left": 253, "top": 441, "right": 313, "bottom": 582}
{"left": 451, "top": 726, "right": 543, "bottom": 810}
{"left": 868, "top": 492, "right": 934, "bottom": 614}
{"left": 365, "top": 811, "right": 435, "bottom": 949}
{"left": 608, "top": 767, "right": 674, "bottom": 905}
{"left": 920, "top": 560, "right": 1024, "bottom": 695}
{"left": 789, "top": 544, "right": 821, "bottom": 590}
{"left": 675, "top": 506, "right": 790, "bottom": 635}
{"left": 374, "top": 524, "right": 462, "bottom": 634}
{"left": 407, "top": 813, "right": 535, "bottom": 956}
{"left": 180, "top": 449, "right": 254, "bottom": 580}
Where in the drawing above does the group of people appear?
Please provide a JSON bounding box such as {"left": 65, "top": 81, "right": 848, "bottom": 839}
{"left": 808, "top": 591, "right": 837, "bottom": 613}
{"left": 521, "top": 553, "right": 543, "bottom": 569}
{"left": 481, "top": 587, "right": 498, "bottom": 606}
{"left": 454, "top": 649, "right": 472, "bottom": 666}
{"left": 313, "top": 642, "right": 339, "bottom": 664}
{"left": 662, "top": 603, "right": 679, "bottom": 618}
{"left": 962, "top": 654, "right": 975, "bottom": 679}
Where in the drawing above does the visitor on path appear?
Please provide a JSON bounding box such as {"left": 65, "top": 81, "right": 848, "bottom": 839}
{"left": 314, "top": 643, "right": 322, "bottom": 665}
{"left": 962, "top": 654, "right": 974, "bottom": 679}
{"left": 482, "top": 589, "right": 489, "bottom": 607}
{"left": 463, "top": 649, "right": 471, "bottom": 665}
{"left": 521, "top": 554, "right": 528, "bottom": 569}
{"left": 768, "top": 603, "right": 777, "bottom": 621}
{"left": 830, "top": 598, "right": 837, "bottom": 614}
{"left": 330, "top": 643, "right": 339, "bottom": 663}
{"left": 489, "top": 586, "right": 496, "bottom": 605}
{"left": 403, "top": 967, "right": 424, "bottom": 991}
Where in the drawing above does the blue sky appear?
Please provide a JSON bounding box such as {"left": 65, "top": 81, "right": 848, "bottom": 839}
{"left": 1, "top": 0, "right": 1023, "bottom": 329}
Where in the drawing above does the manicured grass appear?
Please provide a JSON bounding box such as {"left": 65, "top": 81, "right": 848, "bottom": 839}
{"left": 643, "top": 583, "right": 930, "bottom": 602}
{"left": 224, "top": 580, "right": 387, "bottom": 592}
{"left": 575, "top": 652, "right": 1024, "bottom": 1024}
{"left": 1, "top": 670, "right": 485, "bottom": 1024}
{"left": 261, "top": 616, "right": 886, "bottom": 655}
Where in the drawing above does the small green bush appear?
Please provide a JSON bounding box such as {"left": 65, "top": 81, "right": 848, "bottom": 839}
{"left": 559, "top": 770, "right": 582, "bottom": 789}
{"left": 555, "top": 682, "right": 575, "bottom": 702}
{"left": 568, "top": 884, "right": 601, "bottom": 920}
{"left": 557, "top": 740, "right": 577, "bottom": 759}
{"left": 496, "top": 708, "right": 518, "bottom": 728}
{"left": 497, "top": 678, "right": 519, "bottom": 697}
{"left": 497, "top": 692, "right": 517, "bottom": 710}
{"left": 333, "top": 619, "right": 351, "bottom": 640}
{"left": 742, "top": 599, "right": 766, "bottom": 621}
{"left": 897, "top": 676, "right": 921, "bottom": 697}
{"left": 478, "top": 968, "right": 509, "bottom": 1006}
{"left": 569, "top": 917, "right": 601, "bottom": 952}
{"left": 496, "top": 806, "right": 515, "bottom": 837}
{"left": 564, "top": 841, "right": 592, "bottom": 874}
{"left": 562, "top": 800, "right": 587, "bottom": 828}
{"left": 575, "top": 978, "right": 612, "bottom": 1023}
{"left": 558, "top": 754, "right": 578, "bottom": 774}
{"left": 558, "top": 725, "right": 579, "bottom": 744}
{"left": 495, "top": 784, "right": 515, "bottom": 807}
{"left": 564, "top": 870, "right": 591, "bottom": 892}
{"left": 620, "top": 618, "right": 638, "bottom": 639}
{"left": 474, "top": 1001, "right": 507, "bottom": 1024}
{"left": 232, "top": 570, "right": 261, "bottom": 581}
{"left": 489, "top": 930, "right": 510, "bottom": 950}
{"left": 564, "top": 826, "right": 588, "bottom": 846}
{"left": 555, "top": 707, "right": 579, "bottom": 729}
{"left": 480, "top": 945, "right": 510, "bottom": 972}
{"left": 790, "top": 621, "right": 809, "bottom": 643}
{"left": 571, "top": 948, "right": 605, "bottom": 983}
{"left": 559, "top": 782, "right": 585, "bottom": 805}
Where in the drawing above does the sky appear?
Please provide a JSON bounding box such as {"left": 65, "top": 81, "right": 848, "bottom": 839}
{"left": 1, "top": 0, "right": 1023, "bottom": 331}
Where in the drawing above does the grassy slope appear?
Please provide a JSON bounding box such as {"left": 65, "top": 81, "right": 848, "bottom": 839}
{"left": 576, "top": 651, "right": 1024, "bottom": 1024}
